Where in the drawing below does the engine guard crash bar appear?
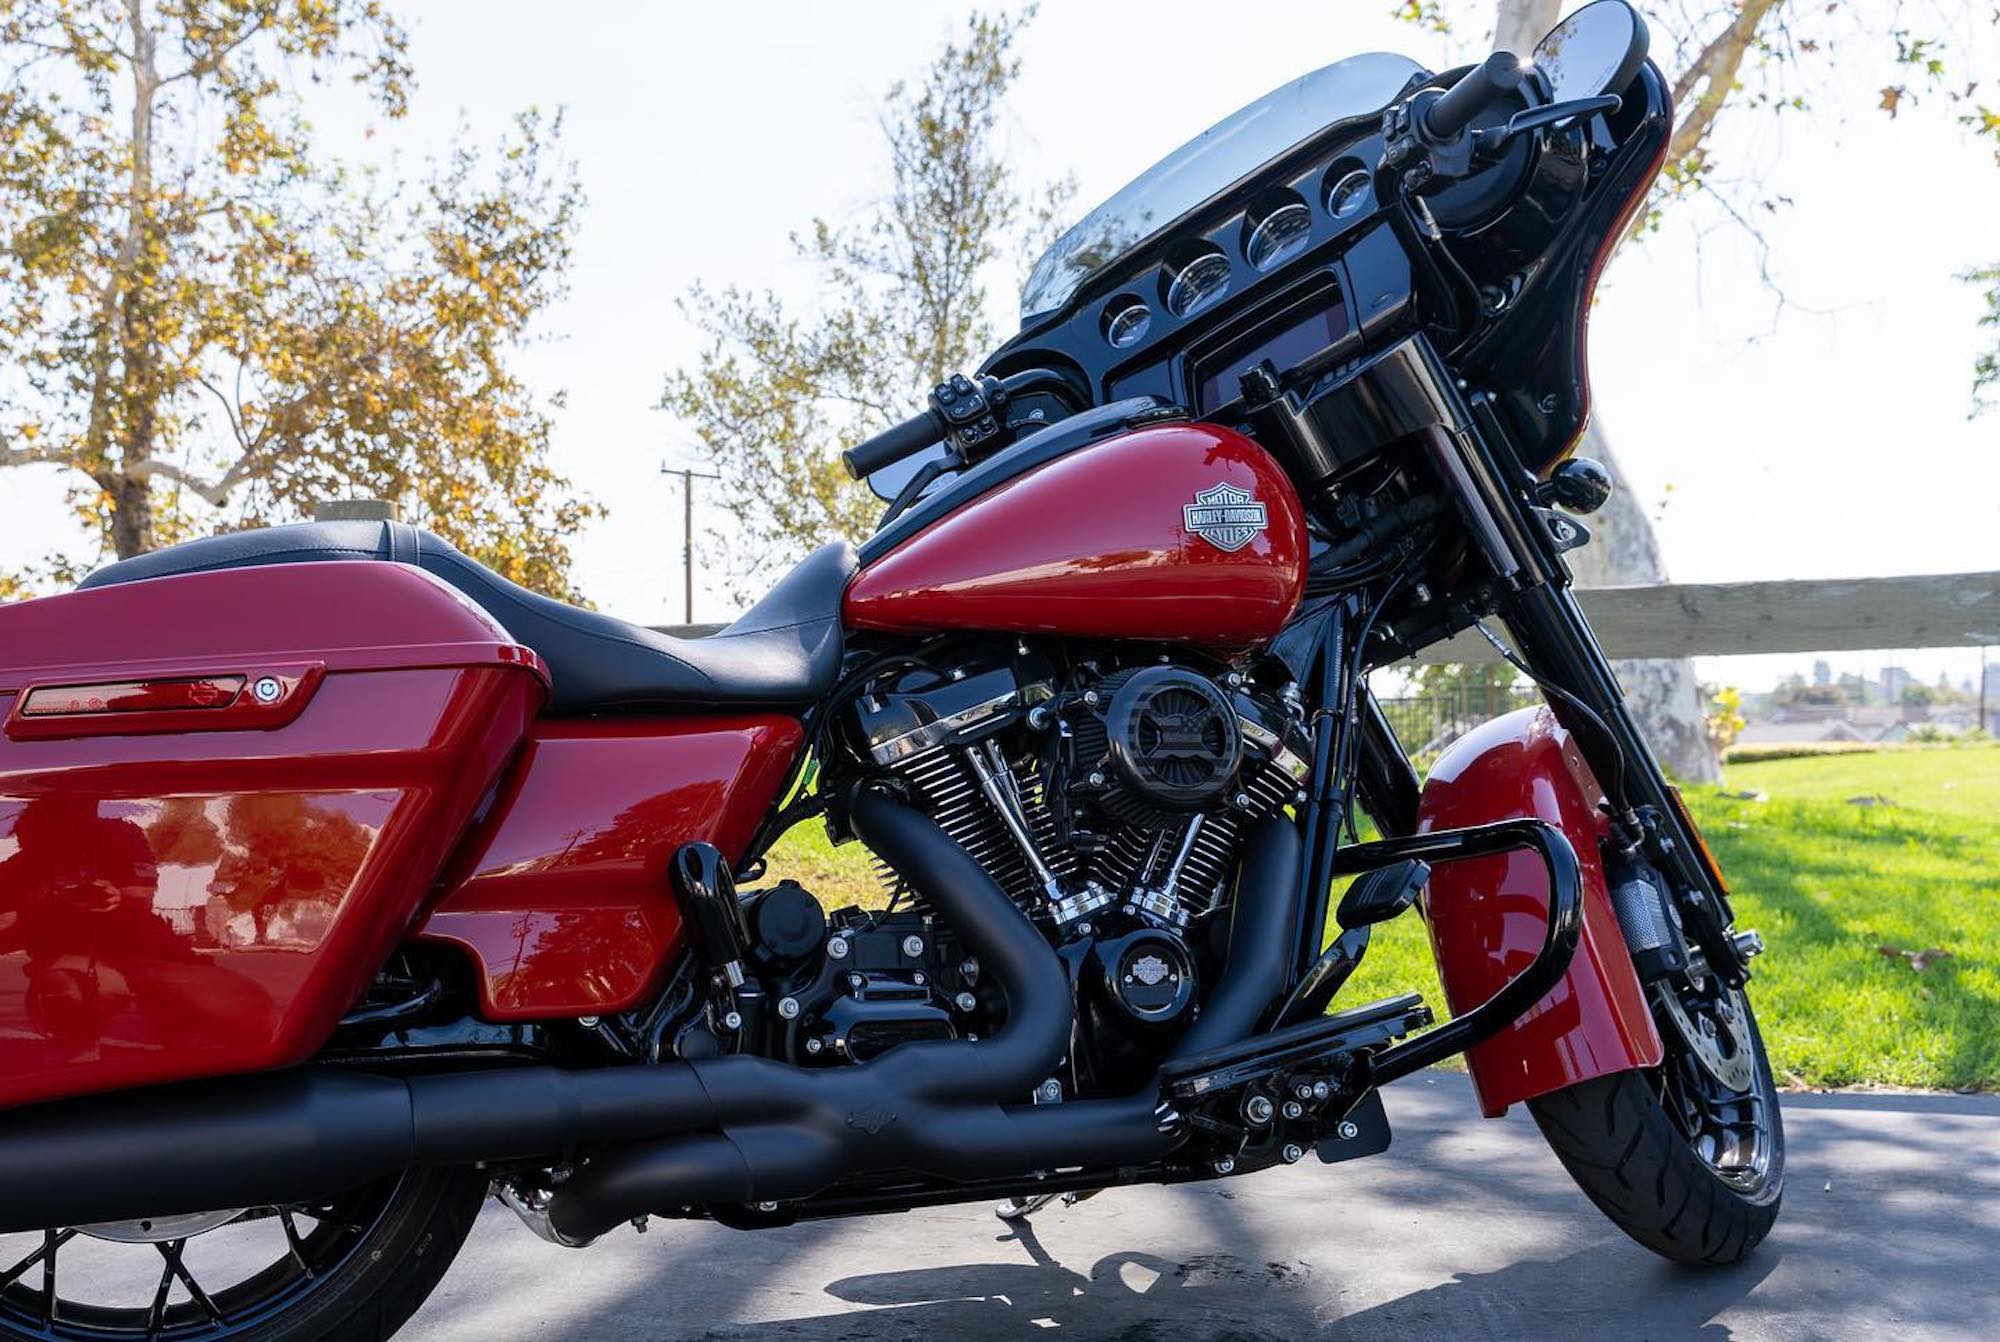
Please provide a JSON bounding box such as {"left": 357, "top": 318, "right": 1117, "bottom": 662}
{"left": 1330, "top": 818, "right": 1582, "bottom": 1085}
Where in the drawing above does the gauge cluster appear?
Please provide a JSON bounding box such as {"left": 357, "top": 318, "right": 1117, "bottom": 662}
{"left": 1074, "top": 151, "right": 1380, "bottom": 368}
{"left": 983, "top": 116, "right": 1427, "bottom": 429}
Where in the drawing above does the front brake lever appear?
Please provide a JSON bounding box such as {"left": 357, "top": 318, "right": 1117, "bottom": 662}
{"left": 1472, "top": 94, "right": 1621, "bottom": 160}
{"left": 880, "top": 449, "right": 963, "bottom": 526}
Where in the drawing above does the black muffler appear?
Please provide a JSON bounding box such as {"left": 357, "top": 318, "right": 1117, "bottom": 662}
{"left": 0, "top": 790, "right": 1303, "bottom": 1239}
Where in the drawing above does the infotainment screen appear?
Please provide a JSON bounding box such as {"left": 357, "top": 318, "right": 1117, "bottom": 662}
{"left": 1195, "top": 294, "right": 1352, "bottom": 411}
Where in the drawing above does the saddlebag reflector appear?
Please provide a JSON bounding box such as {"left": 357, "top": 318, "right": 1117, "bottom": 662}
{"left": 21, "top": 675, "right": 244, "bottom": 715}
{"left": 5, "top": 666, "right": 325, "bottom": 741}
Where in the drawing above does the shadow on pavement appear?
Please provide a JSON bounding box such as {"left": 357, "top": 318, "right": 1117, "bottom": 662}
{"left": 678, "top": 1227, "right": 1773, "bottom": 1341}
{"left": 403, "top": 1071, "right": 1999, "bottom": 1341}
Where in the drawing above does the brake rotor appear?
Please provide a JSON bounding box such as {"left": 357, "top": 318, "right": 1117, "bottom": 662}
{"left": 76, "top": 1208, "right": 248, "bottom": 1244}
{"left": 1651, "top": 979, "right": 1755, "bottom": 1092}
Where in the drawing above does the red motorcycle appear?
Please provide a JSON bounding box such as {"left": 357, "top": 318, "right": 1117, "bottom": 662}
{"left": 0, "top": 5, "right": 1780, "bottom": 1337}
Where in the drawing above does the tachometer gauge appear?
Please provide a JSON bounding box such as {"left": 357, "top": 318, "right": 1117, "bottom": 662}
{"left": 1245, "top": 199, "right": 1313, "bottom": 271}
{"left": 1326, "top": 167, "right": 1372, "bottom": 220}
{"left": 1165, "top": 249, "right": 1231, "bottom": 318}
{"left": 1103, "top": 296, "right": 1152, "bottom": 348}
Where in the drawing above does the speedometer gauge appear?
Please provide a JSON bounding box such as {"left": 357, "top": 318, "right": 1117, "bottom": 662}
{"left": 1245, "top": 199, "right": 1312, "bottom": 271}
{"left": 1164, "top": 249, "right": 1231, "bottom": 318}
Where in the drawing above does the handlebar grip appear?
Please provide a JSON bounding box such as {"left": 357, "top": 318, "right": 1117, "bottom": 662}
{"left": 842, "top": 409, "right": 945, "bottom": 480}
{"left": 1422, "top": 51, "right": 1524, "bottom": 142}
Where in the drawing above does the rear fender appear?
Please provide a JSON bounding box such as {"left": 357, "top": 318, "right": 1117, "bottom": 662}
{"left": 1417, "top": 706, "right": 1662, "bottom": 1116}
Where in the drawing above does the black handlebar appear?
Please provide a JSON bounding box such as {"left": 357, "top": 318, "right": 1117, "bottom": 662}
{"left": 1422, "top": 50, "right": 1524, "bottom": 142}
{"left": 841, "top": 407, "right": 947, "bottom": 480}
{"left": 841, "top": 368, "right": 1077, "bottom": 480}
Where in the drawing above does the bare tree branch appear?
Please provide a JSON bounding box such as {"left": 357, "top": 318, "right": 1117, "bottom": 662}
{"left": 0, "top": 442, "right": 63, "bottom": 471}
{"left": 1668, "top": 0, "right": 1787, "bottom": 164}
{"left": 123, "top": 457, "right": 230, "bottom": 507}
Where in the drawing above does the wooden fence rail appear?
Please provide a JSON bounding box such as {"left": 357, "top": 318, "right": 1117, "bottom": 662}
{"left": 1409, "top": 571, "right": 2000, "bottom": 664}
{"left": 657, "top": 571, "right": 2000, "bottom": 663}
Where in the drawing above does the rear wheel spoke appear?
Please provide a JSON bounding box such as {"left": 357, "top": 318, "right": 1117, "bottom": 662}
{"left": 0, "top": 1228, "right": 75, "bottom": 1300}
{"left": 147, "top": 1247, "right": 176, "bottom": 1336}
{"left": 39, "top": 1229, "right": 59, "bottom": 1326}
{"left": 279, "top": 1210, "right": 316, "bottom": 1278}
{"left": 167, "top": 1240, "right": 224, "bottom": 1324}
{"left": 149, "top": 1237, "right": 226, "bottom": 1327}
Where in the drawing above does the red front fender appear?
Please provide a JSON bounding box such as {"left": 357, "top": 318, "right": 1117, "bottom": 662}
{"left": 1417, "top": 706, "right": 1662, "bottom": 1116}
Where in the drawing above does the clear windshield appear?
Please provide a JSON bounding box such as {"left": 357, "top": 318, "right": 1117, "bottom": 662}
{"left": 1020, "top": 52, "right": 1424, "bottom": 322}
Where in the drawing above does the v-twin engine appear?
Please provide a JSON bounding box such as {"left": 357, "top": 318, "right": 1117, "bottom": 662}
{"left": 838, "top": 644, "right": 1310, "bottom": 1071}
{"left": 857, "top": 647, "right": 1309, "bottom": 930}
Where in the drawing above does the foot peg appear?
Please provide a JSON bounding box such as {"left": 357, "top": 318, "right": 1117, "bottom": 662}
{"left": 1336, "top": 858, "right": 1428, "bottom": 929}
{"left": 1163, "top": 994, "right": 1430, "bottom": 1103}
{"left": 1159, "top": 994, "right": 1428, "bottom": 1178}
{"left": 672, "top": 843, "right": 766, "bottom": 1040}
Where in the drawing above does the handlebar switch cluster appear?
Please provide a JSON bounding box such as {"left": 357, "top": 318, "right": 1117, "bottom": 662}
{"left": 931, "top": 373, "right": 1011, "bottom": 457}
{"left": 1381, "top": 97, "right": 1463, "bottom": 193}
{"left": 1381, "top": 52, "right": 1524, "bottom": 193}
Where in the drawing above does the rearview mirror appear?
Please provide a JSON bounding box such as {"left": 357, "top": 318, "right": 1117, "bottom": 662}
{"left": 1533, "top": 0, "right": 1650, "bottom": 103}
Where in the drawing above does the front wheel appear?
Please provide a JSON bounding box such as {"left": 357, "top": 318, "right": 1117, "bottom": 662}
{"left": 1527, "top": 982, "right": 1784, "bottom": 1266}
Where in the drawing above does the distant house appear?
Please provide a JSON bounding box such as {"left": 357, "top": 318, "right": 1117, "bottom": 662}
{"left": 1847, "top": 705, "right": 1905, "bottom": 735}
{"left": 1769, "top": 702, "right": 1849, "bottom": 724}
{"left": 1734, "top": 720, "right": 1867, "bottom": 747}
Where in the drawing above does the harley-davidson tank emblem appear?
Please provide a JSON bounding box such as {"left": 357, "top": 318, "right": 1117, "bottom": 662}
{"left": 1183, "top": 482, "right": 1268, "bottom": 553}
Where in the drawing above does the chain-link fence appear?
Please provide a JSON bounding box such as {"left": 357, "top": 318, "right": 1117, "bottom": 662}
{"left": 1374, "top": 683, "right": 1543, "bottom": 759}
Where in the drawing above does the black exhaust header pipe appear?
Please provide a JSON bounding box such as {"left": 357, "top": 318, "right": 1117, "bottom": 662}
{"left": 0, "top": 792, "right": 1304, "bottom": 1240}
{"left": 543, "top": 808, "right": 1303, "bottom": 1242}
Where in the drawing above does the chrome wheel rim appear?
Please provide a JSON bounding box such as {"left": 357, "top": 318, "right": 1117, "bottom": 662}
{"left": 1652, "top": 980, "right": 1776, "bottom": 1194}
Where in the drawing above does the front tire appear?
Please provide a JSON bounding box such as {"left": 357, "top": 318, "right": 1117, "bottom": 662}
{"left": 1528, "top": 991, "right": 1784, "bottom": 1266}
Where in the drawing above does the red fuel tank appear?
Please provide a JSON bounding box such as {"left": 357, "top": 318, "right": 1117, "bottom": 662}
{"left": 844, "top": 422, "right": 1307, "bottom": 647}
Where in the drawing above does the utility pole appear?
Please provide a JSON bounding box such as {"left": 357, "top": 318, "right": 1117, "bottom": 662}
{"left": 661, "top": 463, "right": 720, "bottom": 625}
{"left": 1982, "top": 645, "right": 1990, "bottom": 735}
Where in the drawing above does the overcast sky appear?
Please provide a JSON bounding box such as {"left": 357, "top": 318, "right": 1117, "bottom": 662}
{"left": 3, "top": 2, "right": 1996, "bottom": 692}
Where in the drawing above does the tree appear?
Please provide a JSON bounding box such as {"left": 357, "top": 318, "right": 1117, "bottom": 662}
{"left": 1703, "top": 683, "right": 1746, "bottom": 754}
{"left": 662, "top": 9, "right": 1069, "bottom": 598}
{"left": 0, "top": 0, "right": 597, "bottom": 599}
{"left": 1400, "top": 0, "right": 2000, "bottom": 781}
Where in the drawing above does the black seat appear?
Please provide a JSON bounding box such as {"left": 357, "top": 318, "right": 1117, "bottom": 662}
{"left": 78, "top": 521, "right": 856, "bottom": 714}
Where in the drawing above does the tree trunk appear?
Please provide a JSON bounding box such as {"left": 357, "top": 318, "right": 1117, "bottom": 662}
{"left": 1494, "top": 0, "right": 1559, "bottom": 55}
{"left": 1562, "top": 417, "right": 1719, "bottom": 783}
{"left": 109, "top": 474, "right": 155, "bottom": 559}
{"left": 100, "top": 3, "right": 163, "bottom": 565}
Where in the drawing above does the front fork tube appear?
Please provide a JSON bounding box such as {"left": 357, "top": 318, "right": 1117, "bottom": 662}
{"left": 1411, "top": 357, "right": 1743, "bottom": 986}
{"left": 1498, "top": 550, "right": 1747, "bottom": 986}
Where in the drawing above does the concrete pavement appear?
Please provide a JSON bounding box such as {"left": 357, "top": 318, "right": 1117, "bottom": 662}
{"left": 405, "top": 1071, "right": 1999, "bottom": 1341}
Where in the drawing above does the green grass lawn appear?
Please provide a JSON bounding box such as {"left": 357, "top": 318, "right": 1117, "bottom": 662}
{"left": 769, "top": 744, "right": 2000, "bottom": 1091}
{"left": 1690, "top": 746, "right": 2000, "bottom": 1090}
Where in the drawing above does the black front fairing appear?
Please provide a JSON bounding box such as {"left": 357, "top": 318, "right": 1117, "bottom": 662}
{"left": 985, "top": 57, "right": 1672, "bottom": 483}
